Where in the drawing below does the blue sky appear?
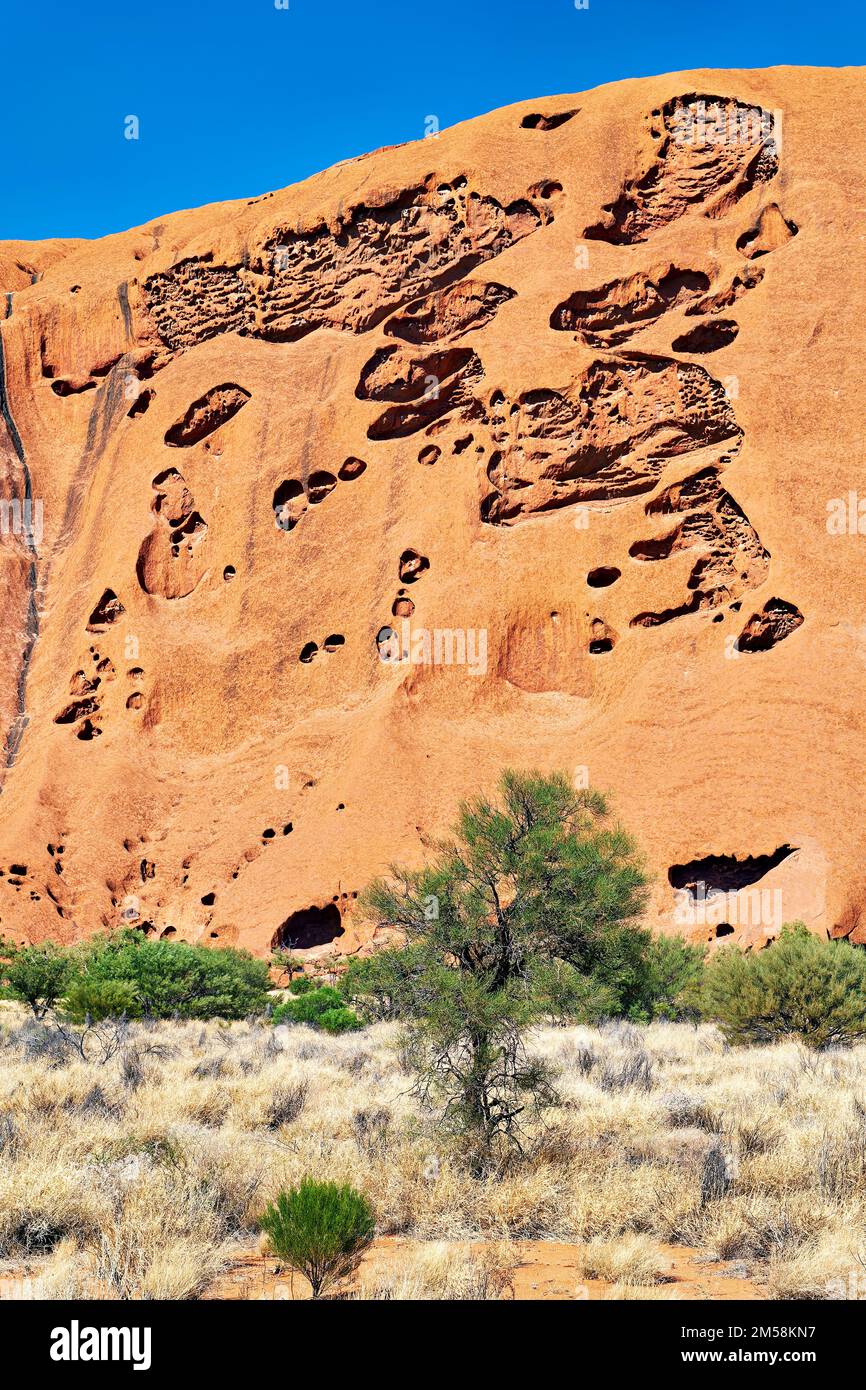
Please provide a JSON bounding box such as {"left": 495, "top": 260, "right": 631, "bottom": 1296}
{"left": 4, "top": 0, "right": 863, "bottom": 241}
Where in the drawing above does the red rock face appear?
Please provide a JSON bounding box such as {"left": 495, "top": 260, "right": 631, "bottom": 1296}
{"left": 0, "top": 69, "right": 861, "bottom": 958}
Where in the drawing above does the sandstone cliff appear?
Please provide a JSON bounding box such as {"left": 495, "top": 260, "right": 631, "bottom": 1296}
{"left": 0, "top": 67, "right": 862, "bottom": 959}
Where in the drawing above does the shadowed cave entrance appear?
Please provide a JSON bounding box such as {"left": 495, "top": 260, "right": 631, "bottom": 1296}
{"left": 668, "top": 845, "right": 797, "bottom": 897}
{"left": 271, "top": 903, "right": 345, "bottom": 951}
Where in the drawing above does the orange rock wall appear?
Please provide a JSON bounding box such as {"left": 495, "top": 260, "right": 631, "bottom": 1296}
{"left": 0, "top": 68, "right": 863, "bottom": 958}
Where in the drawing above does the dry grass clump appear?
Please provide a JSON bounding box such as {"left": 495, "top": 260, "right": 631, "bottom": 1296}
{"left": 2, "top": 1005, "right": 866, "bottom": 1298}
{"left": 767, "top": 1232, "right": 866, "bottom": 1300}
{"left": 576, "top": 1234, "right": 666, "bottom": 1286}
{"left": 358, "top": 1242, "right": 517, "bottom": 1300}
{"left": 602, "top": 1282, "right": 680, "bottom": 1300}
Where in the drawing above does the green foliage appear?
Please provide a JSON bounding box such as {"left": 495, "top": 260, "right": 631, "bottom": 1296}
{"left": 593, "top": 927, "right": 706, "bottom": 1023}
{"left": 272, "top": 986, "right": 360, "bottom": 1033}
{"left": 346, "top": 936, "right": 701, "bottom": 1030}
{"left": 529, "top": 958, "right": 616, "bottom": 1026}
{"left": 5, "top": 943, "right": 74, "bottom": 1018}
{"left": 269, "top": 950, "right": 304, "bottom": 985}
{"left": 77, "top": 931, "right": 270, "bottom": 1020}
{"left": 3, "top": 931, "right": 270, "bottom": 1022}
{"left": 286, "top": 976, "right": 316, "bottom": 995}
{"left": 701, "top": 923, "right": 866, "bottom": 1049}
{"left": 361, "top": 769, "right": 650, "bottom": 1163}
{"left": 272, "top": 986, "right": 342, "bottom": 1023}
{"left": 584, "top": 921, "right": 652, "bottom": 1019}
{"left": 259, "top": 1178, "right": 375, "bottom": 1297}
{"left": 63, "top": 977, "right": 142, "bottom": 1023}
{"left": 340, "top": 945, "right": 431, "bottom": 1021}
{"left": 318, "top": 1007, "right": 362, "bottom": 1035}
{"left": 637, "top": 933, "right": 706, "bottom": 1021}
{"left": 365, "top": 770, "right": 648, "bottom": 986}
{"left": 413, "top": 966, "right": 559, "bottom": 1160}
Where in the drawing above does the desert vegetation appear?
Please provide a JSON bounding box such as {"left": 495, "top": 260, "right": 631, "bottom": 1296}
{"left": 2, "top": 932, "right": 271, "bottom": 1022}
{"left": 2, "top": 772, "right": 866, "bottom": 1300}
{"left": 2, "top": 1011, "right": 866, "bottom": 1299}
{"left": 351, "top": 771, "right": 698, "bottom": 1170}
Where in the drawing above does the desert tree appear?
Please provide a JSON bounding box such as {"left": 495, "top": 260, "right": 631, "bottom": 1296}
{"left": 360, "top": 770, "right": 649, "bottom": 1167}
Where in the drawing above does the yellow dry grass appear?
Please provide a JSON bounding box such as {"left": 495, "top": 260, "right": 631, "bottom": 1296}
{"left": 2, "top": 1005, "right": 866, "bottom": 1299}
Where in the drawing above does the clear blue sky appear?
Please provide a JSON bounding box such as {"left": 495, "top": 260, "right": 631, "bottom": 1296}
{"left": 4, "top": 0, "right": 863, "bottom": 242}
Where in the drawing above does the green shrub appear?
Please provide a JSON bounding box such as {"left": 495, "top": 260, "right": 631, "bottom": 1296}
{"left": 259, "top": 1178, "right": 375, "bottom": 1297}
{"left": 272, "top": 987, "right": 361, "bottom": 1033}
{"left": 346, "top": 929, "right": 700, "bottom": 1030}
{"left": 586, "top": 924, "right": 705, "bottom": 1023}
{"left": 361, "top": 770, "right": 649, "bottom": 1162}
{"left": 269, "top": 950, "right": 304, "bottom": 986}
{"left": 627, "top": 933, "right": 706, "bottom": 1022}
{"left": 287, "top": 976, "right": 315, "bottom": 995}
{"left": 272, "top": 986, "right": 342, "bottom": 1024}
{"left": 5, "top": 943, "right": 75, "bottom": 1018}
{"left": 701, "top": 922, "right": 866, "bottom": 1049}
{"left": 63, "top": 977, "right": 142, "bottom": 1023}
{"left": 318, "top": 1007, "right": 361, "bottom": 1035}
{"left": 77, "top": 932, "right": 270, "bottom": 1019}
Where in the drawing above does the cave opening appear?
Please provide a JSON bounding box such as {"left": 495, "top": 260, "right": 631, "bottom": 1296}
{"left": 669, "top": 845, "right": 797, "bottom": 896}
{"left": 271, "top": 903, "right": 345, "bottom": 951}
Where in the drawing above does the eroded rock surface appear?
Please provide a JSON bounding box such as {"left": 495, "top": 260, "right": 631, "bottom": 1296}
{"left": 0, "top": 68, "right": 859, "bottom": 955}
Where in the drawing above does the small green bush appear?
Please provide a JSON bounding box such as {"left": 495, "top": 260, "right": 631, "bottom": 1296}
{"left": 3, "top": 931, "right": 271, "bottom": 1021}
{"left": 259, "top": 1178, "right": 375, "bottom": 1297}
{"left": 269, "top": 950, "right": 304, "bottom": 986}
{"left": 589, "top": 924, "right": 705, "bottom": 1023}
{"left": 63, "top": 977, "right": 142, "bottom": 1023}
{"left": 529, "top": 958, "right": 616, "bottom": 1025}
{"left": 272, "top": 986, "right": 342, "bottom": 1023}
{"left": 272, "top": 987, "right": 360, "bottom": 1033}
{"left": 344, "top": 935, "right": 703, "bottom": 1028}
{"left": 5, "top": 943, "right": 75, "bottom": 1018}
{"left": 287, "top": 976, "right": 315, "bottom": 995}
{"left": 317, "top": 1007, "right": 361, "bottom": 1035}
{"left": 633, "top": 933, "right": 706, "bottom": 1022}
{"left": 701, "top": 922, "right": 866, "bottom": 1049}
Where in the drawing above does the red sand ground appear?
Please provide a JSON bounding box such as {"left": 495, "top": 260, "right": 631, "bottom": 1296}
{"left": 202, "top": 1237, "right": 765, "bottom": 1301}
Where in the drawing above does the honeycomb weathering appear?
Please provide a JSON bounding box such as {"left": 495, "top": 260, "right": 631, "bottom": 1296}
{"left": 358, "top": 343, "right": 485, "bottom": 440}
{"left": 480, "top": 355, "right": 742, "bottom": 525}
{"left": 671, "top": 319, "right": 740, "bottom": 353}
{"left": 272, "top": 902, "right": 345, "bottom": 951}
{"left": 737, "top": 203, "right": 799, "bottom": 259}
{"left": 628, "top": 468, "right": 770, "bottom": 624}
{"left": 584, "top": 94, "right": 780, "bottom": 244}
{"left": 384, "top": 279, "right": 516, "bottom": 344}
{"left": 0, "top": 68, "right": 859, "bottom": 957}
{"left": 520, "top": 109, "right": 579, "bottom": 131}
{"left": 143, "top": 178, "right": 551, "bottom": 353}
{"left": 668, "top": 845, "right": 798, "bottom": 895}
{"left": 736, "top": 597, "right": 805, "bottom": 652}
{"left": 550, "top": 266, "right": 711, "bottom": 347}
